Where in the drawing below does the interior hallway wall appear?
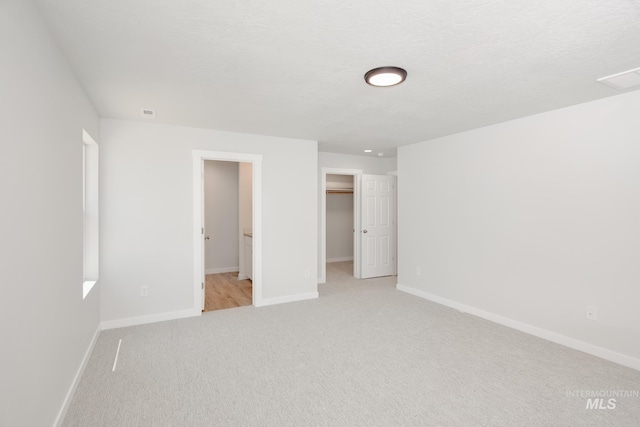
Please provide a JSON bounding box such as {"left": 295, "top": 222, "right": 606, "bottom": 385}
{"left": 318, "top": 153, "right": 396, "bottom": 279}
{"left": 319, "top": 152, "right": 397, "bottom": 174}
{"left": 100, "top": 119, "right": 318, "bottom": 323}
{"left": 398, "top": 89, "right": 640, "bottom": 367}
{"left": 204, "top": 160, "right": 239, "bottom": 273}
{"left": 0, "top": 1, "right": 100, "bottom": 425}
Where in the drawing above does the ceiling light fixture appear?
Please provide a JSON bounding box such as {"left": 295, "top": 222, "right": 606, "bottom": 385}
{"left": 364, "top": 149, "right": 373, "bottom": 153}
{"left": 364, "top": 66, "right": 407, "bottom": 87}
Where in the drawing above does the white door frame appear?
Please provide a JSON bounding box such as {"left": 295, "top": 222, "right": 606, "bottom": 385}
{"left": 193, "top": 150, "right": 263, "bottom": 310}
{"left": 319, "top": 167, "right": 363, "bottom": 284}
{"left": 388, "top": 170, "right": 398, "bottom": 276}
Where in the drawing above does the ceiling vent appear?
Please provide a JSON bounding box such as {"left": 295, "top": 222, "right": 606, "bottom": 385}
{"left": 597, "top": 67, "right": 640, "bottom": 90}
{"left": 141, "top": 108, "right": 156, "bottom": 119}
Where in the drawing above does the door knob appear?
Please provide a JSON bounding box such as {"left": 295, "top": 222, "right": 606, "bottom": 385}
{"left": 205, "top": 236, "right": 210, "bottom": 240}
{"left": 363, "top": 229, "right": 368, "bottom": 233}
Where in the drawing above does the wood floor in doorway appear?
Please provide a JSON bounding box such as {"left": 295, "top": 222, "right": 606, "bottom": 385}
{"left": 204, "top": 272, "right": 252, "bottom": 312}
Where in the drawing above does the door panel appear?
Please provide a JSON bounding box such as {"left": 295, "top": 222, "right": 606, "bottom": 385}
{"left": 360, "top": 174, "right": 396, "bottom": 278}
{"left": 365, "top": 235, "right": 375, "bottom": 267}
{"left": 380, "top": 196, "right": 390, "bottom": 226}
{"left": 365, "top": 197, "right": 375, "bottom": 227}
{"left": 380, "top": 235, "right": 390, "bottom": 266}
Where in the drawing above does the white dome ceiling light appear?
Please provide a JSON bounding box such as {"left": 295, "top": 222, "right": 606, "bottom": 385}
{"left": 364, "top": 66, "right": 407, "bottom": 87}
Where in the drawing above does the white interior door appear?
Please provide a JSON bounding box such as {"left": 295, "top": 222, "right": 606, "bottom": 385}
{"left": 360, "top": 174, "right": 396, "bottom": 279}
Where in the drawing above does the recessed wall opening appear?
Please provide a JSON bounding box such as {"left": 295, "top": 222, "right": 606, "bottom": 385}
{"left": 82, "top": 129, "right": 99, "bottom": 299}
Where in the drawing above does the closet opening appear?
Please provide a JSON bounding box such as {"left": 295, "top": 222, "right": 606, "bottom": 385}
{"left": 319, "top": 167, "right": 362, "bottom": 284}
{"left": 319, "top": 167, "right": 397, "bottom": 284}
{"left": 326, "top": 174, "right": 356, "bottom": 280}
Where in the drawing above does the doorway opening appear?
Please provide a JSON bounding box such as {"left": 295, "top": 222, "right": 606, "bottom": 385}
{"left": 319, "top": 168, "right": 397, "bottom": 284}
{"left": 320, "top": 167, "right": 361, "bottom": 284}
{"left": 192, "top": 150, "right": 263, "bottom": 312}
{"left": 202, "top": 160, "right": 253, "bottom": 311}
{"left": 326, "top": 173, "right": 357, "bottom": 282}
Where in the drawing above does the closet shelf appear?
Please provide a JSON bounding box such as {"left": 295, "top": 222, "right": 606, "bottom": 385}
{"left": 327, "top": 189, "right": 354, "bottom": 194}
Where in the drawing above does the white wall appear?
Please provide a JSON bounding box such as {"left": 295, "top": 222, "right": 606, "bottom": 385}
{"left": 398, "top": 90, "right": 640, "bottom": 367}
{"left": 100, "top": 119, "right": 318, "bottom": 322}
{"left": 0, "top": 1, "right": 100, "bottom": 426}
{"left": 204, "top": 160, "right": 239, "bottom": 273}
{"left": 319, "top": 152, "right": 397, "bottom": 174}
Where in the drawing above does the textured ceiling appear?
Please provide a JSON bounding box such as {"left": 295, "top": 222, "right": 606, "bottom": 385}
{"left": 35, "top": 0, "right": 640, "bottom": 155}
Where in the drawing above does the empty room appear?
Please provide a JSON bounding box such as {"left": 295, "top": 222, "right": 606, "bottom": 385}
{"left": 2, "top": 1, "right": 640, "bottom": 426}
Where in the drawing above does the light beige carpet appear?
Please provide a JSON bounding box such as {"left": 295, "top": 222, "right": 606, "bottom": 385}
{"left": 63, "top": 262, "right": 640, "bottom": 426}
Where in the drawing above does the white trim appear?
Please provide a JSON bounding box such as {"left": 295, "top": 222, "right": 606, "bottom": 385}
{"left": 320, "top": 167, "right": 362, "bottom": 284}
{"left": 354, "top": 174, "right": 361, "bottom": 279}
{"left": 237, "top": 274, "right": 249, "bottom": 280}
{"left": 193, "top": 154, "right": 204, "bottom": 311}
{"left": 205, "top": 266, "right": 239, "bottom": 275}
{"left": 193, "top": 150, "right": 263, "bottom": 310}
{"left": 54, "top": 324, "right": 101, "bottom": 427}
{"left": 252, "top": 159, "right": 263, "bottom": 305}
{"left": 390, "top": 171, "right": 398, "bottom": 276}
{"left": 100, "top": 309, "right": 200, "bottom": 330}
{"left": 256, "top": 292, "right": 319, "bottom": 307}
{"left": 327, "top": 256, "right": 354, "bottom": 263}
{"left": 396, "top": 284, "right": 640, "bottom": 371}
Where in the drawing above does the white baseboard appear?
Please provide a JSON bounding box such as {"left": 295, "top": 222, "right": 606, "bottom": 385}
{"left": 101, "top": 308, "right": 201, "bottom": 330}
{"left": 205, "top": 266, "right": 239, "bottom": 275}
{"left": 327, "top": 256, "right": 354, "bottom": 263}
{"left": 54, "top": 324, "right": 101, "bottom": 427}
{"left": 396, "top": 284, "right": 640, "bottom": 371}
{"left": 256, "top": 291, "right": 319, "bottom": 307}
{"left": 237, "top": 274, "right": 249, "bottom": 280}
